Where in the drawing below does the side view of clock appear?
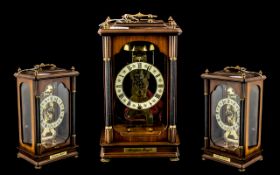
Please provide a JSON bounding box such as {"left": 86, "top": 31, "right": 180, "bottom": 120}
{"left": 201, "top": 66, "right": 266, "bottom": 171}
{"left": 15, "top": 63, "right": 79, "bottom": 169}
{"left": 98, "top": 13, "right": 182, "bottom": 161}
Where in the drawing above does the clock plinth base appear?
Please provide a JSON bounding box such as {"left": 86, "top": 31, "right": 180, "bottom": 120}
{"left": 202, "top": 149, "right": 263, "bottom": 170}
{"left": 17, "top": 146, "right": 78, "bottom": 168}
{"left": 100, "top": 145, "right": 179, "bottom": 160}
{"left": 100, "top": 133, "right": 180, "bottom": 160}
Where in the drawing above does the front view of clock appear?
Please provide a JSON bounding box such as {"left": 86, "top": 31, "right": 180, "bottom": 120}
{"left": 98, "top": 13, "right": 182, "bottom": 161}
{"left": 201, "top": 66, "right": 266, "bottom": 171}
{"left": 15, "top": 63, "right": 79, "bottom": 169}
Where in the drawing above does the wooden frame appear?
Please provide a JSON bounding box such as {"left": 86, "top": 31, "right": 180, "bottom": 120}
{"left": 15, "top": 64, "right": 79, "bottom": 169}
{"left": 98, "top": 13, "right": 182, "bottom": 162}
{"left": 201, "top": 66, "right": 266, "bottom": 171}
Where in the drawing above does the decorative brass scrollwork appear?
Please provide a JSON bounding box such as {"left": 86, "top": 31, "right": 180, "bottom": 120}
{"left": 17, "top": 63, "right": 57, "bottom": 75}
{"left": 121, "top": 12, "right": 157, "bottom": 23}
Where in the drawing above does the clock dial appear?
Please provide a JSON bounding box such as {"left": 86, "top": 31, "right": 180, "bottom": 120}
{"left": 40, "top": 95, "right": 65, "bottom": 129}
{"left": 40, "top": 83, "right": 68, "bottom": 148}
{"left": 115, "top": 62, "right": 164, "bottom": 110}
{"left": 215, "top": 98, "right": 240, "bottom": 131}
{"left": 211, "top": 85, "right": 240, "bottom": 150}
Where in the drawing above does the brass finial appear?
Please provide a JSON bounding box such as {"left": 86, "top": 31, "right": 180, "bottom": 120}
{"left": 259, "top": 70, "right": 263, "bottom": 75}
{"left": 71, "top": 66, "right": 75, "bottom": 71}
{"left": 168, "top": 16, "right": 174, "bottom": 21}
{"left": 17, "top": 67, "right": 21, "bottom": 72}
{"left": 106, "top": 16, "right": 111, "bottom": 21}
{"left": 168, "top": 16, "right": 177, "bottom": 28}
{"left": 103, "top": 16, "right": 111, "bottom": 29}
{"left": 205, "top": 69, "right": 209, "bottom": 74}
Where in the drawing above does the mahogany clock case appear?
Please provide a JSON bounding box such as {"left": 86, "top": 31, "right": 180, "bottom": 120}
{"left": 1, "top": 1, "right": 277, "bottom": 174}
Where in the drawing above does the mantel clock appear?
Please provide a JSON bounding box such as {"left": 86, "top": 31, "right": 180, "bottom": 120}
{"left": 98, "top": 12, "right": 182, "bottom": 161}
{"left": 201, "top": 66, "right": 266, "bottom": 171}
{"left": 15, "top": 63, "right": 79, "bottom": 169}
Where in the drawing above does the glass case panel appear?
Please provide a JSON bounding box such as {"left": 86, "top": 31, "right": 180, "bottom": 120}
{"left": 40, "top": 82, "right": 69, "bottom": 148}
{"left": 113, "top": 41, "right": 167, "bottom": 133}
{"left": 211, "top": 84, "right": 240, "bottom": 151}
{"left": 248, "top": 85, "right": 259, "bottom": 147}
{"left": 21, "top": 83, "right": 32, "bottom": 145}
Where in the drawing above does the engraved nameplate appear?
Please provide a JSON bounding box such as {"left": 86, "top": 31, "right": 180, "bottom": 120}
{"left": 213, "top": 154, "right": 231, "bottom": 162}
{"left": 50, "top": 151, "right": 67, "bottom": 160}
{"left": 124, "top": 148, "right": 157, "bottom": 153}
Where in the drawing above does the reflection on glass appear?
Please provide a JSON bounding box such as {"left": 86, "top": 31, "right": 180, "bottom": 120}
{"left": 21, "top": 83, "right": 32, "bottom": 145}
{"left": 249, "top": 85, "right": 259, "bottom": 147}
{"left": 40, "top": 82, "right": 69, "bottom": 148}
{"left": 211, "top": 85, "right": 240, "bottom": 150}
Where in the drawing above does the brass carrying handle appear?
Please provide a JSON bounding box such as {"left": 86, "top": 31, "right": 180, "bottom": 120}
{"left": 224, "top": 65, "right": 246, "bottom": 73}
{"left": 224, "top": 65, "right": 263, "bottom": 77}
{"left": 34, "top": 63, "right": 56, "bottom": 69}
{"left": 122, "top": 12, "right": 157, "bottom": 20}
{"left": 17, "top": 63, "right": 57, "bottom": 74}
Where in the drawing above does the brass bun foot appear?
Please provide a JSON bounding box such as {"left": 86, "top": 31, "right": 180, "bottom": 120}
{"left": 238, "top": 168, "right": 245, "bottom": 172}
{"left": 259, "top": 157, "right": 263, "bottom": 161}
{"left": 202, "top": 157, "right": 206, "bottom": 161}
{"left": 100, "top": 158, "right": 111, "bottom": 163}
{"left": 169, "top": 157, "right": 179, "bottom": 162}
{"left": 75, "top": 155, "right": 79, "bottom": 158}
{"left": 35, "top": 165, "right": 42, "bottom": 169}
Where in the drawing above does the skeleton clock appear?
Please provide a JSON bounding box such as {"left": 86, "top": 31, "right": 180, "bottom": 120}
{"left": 15, "top": 63, "right": 79, "bottom": 169}
{"left": 98, "top": 13, "right": 182, "bottom": 161}
{"left": 201, "top": 66, "right": 266, "bottom": 171}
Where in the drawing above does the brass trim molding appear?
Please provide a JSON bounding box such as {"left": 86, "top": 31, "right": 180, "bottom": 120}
{"left": 105, "top": 126, "right": 112, "bottom": 130}
{"left": 170, "top": 57, "right": 177, "bottom": 61}
{"left": 103, "top": 57, "right": 111, "bottom": 61}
